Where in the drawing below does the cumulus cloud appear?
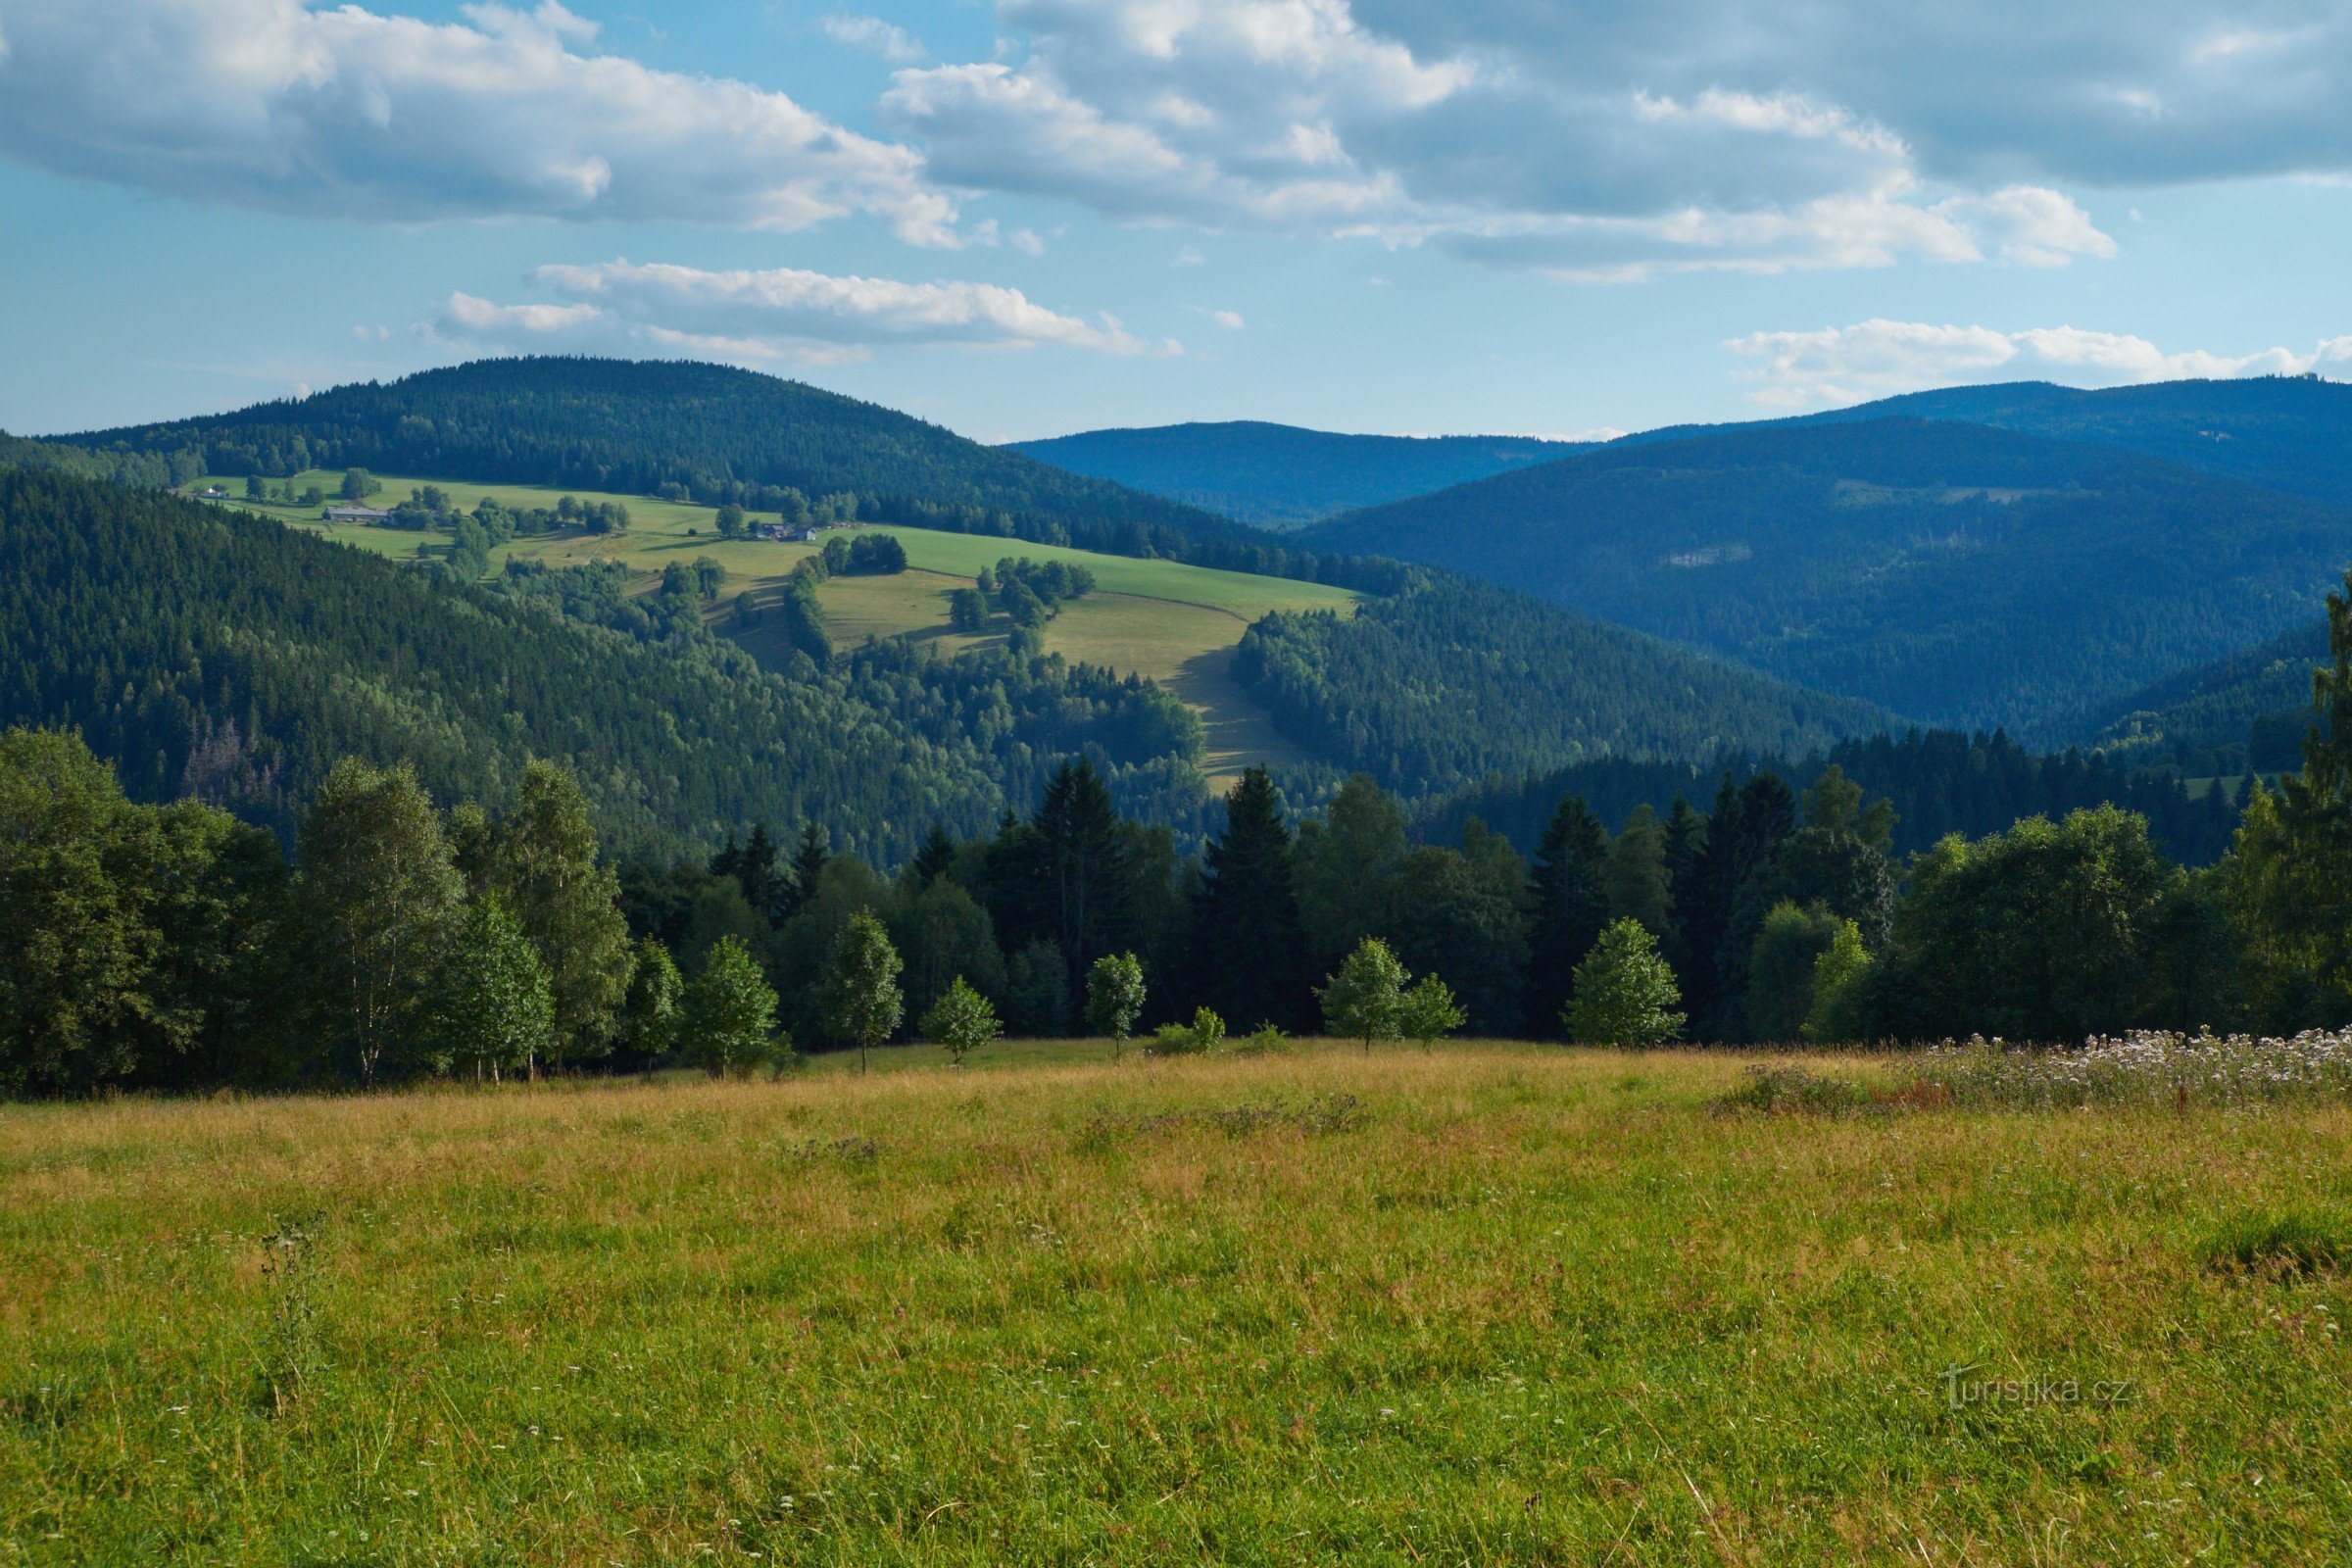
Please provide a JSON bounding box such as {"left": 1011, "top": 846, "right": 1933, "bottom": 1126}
{"left": 875, "top": 0, "right": 2155, "bottom": 276}
{"left": 817, "top": 13, "right": 925, "bottom": 65}
{"left": 0, "top": 0, "right": 957, "bottom": 244}
{"left": 1724, "top": 318, "right": 2352, "bottom": 407}
{"left": 428, "top": 261, "right": 1171, "bottom": 364}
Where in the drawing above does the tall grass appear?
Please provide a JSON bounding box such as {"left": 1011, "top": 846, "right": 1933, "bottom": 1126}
{"left": 4, "top": 1042, "right": 2351, "bottom": 1563}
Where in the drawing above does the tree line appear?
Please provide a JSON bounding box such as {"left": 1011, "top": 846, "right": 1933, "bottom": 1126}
{"left": 11, "top": 565, "right": 2346, "bottom": 1095}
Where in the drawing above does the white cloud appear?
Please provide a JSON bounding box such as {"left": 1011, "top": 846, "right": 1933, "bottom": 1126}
{"left": 0, "top": 0, "right": 957, "bottom": 244}
{"left": 429, "top": 261, "right": 1171, "bottom": 362}
{"left": 817, "top": 13, "right": 926, "bottom": 65}
{"left": 1172, "top": 245, "right": 1206, "bottom": 266}
{"left": 1199, "top": 307, "right": 1248, "bottom": 329}
{"left": 1724, "top": 318, "right": 2352, "bottom": 407}
{"left": 875, "top": 0, "right": 2135, "bottom": 278}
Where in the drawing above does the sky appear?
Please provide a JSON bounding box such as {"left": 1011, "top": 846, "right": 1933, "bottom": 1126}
{"left": 2, "top": 0, "right": 2349, "bottom": 444}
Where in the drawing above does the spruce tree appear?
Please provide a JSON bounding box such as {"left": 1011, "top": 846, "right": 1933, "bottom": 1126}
{"left": 1525, "top": 792, "right": 1609, "bottom": 1037}
{"left": 1032, "top": 759, "right": 1133, "bottom": 995}
{"left": 788, "top": 823, "right": 830, "bottom": 920}
{"left": 1188, "top": 767, "right": 1309, "bottom": 1031}
{"left": 910, "top": 822, "right": 958, "bottom": 888}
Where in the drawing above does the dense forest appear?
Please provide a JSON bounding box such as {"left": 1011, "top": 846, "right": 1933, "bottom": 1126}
{"left": 1013, "top": 420, "right": 1589, "bottom": 527}
{"left": 1235, "top": 577, "right": 1888, "bottom": 799}
{"left": 2080, "top": 616, "right": 2331, "bottom": 776}
{"left": 8, "top": 559, "right": 2345, "bottom": 1096}
{"left": 1304, "top": 416, "right": 2352, "bottom": 739}
{"left": 45, "top": 357, "right": 1416, "bottom": 596}
{"left": 1782, "top": 374, "right": 2352, "bottom": 511}
{"left": 0, "top": 467, "right": 1218, "bottom": 861}
{"left": 1425, "top": 729, "right": 2238, "bottom": 867}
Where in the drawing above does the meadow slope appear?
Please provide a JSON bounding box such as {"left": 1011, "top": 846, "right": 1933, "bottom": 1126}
{"left": 181, "top": 472, "right": 1353, "bottom": 785}
{"left": 6, "top": 1045, "right": 2349, "bottom": 1564}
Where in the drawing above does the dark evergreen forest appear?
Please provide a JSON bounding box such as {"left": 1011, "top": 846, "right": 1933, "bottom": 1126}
{"left": 1304, "top": 416, "right": 2352, "bottom": 739}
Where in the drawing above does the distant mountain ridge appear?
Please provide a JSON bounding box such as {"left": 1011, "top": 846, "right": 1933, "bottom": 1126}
{"left": 1012, "top": 419, "right": 1590, "bottom": 526}
{"left": 1302, "top": 414, "right": 2352, "bottom": 741}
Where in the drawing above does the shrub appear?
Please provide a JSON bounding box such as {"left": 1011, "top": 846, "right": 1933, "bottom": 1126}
{"left": 1150, "top": 1007, "right": 1226, "bottom": 1056}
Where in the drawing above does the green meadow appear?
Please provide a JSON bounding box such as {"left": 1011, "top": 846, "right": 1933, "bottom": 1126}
{"left": 180, "top": 472, "right": 1354, "bottom": 783}
{"left": 7, "top": 1043, "right": 2351, "bottom": 1564}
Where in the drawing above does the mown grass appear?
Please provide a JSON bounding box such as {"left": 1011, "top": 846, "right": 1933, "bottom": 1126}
{"left": 5, "top": 1043, "right": 2351, "bottom": 1564}
{"left": 180, "top": 472, "right": 1352, "bottom": 784}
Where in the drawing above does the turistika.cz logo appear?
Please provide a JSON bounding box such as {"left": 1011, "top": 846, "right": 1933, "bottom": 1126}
{"left": 1940, "top": 1365, "right": 2134, "bottom": 1410}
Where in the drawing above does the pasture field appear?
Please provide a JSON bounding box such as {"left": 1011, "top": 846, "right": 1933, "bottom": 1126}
{"left": 179, "top": 472, "right": 1353, "bottom": 784}
{"left": 6, "top": 1044, "right": 2352, "bottom": 1564}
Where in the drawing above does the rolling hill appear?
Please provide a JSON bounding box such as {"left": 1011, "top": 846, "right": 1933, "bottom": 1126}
{"left": 1012, "top": 420, "right": 1590, "bottom": 526}
{"left": 1303, "top": 416, "right": 2352, "bottom": 740}
{"left": 0, "top": 466, "right": 1233, "bottom": 860}
{"left": 177, "top": 466, "right": 1359, "bottom": 788}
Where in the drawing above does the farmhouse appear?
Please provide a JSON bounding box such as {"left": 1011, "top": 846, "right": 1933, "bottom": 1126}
{"left": 756, "top": 522, "right": 821, "bottom": 542}
{"left": 199, "top": 485, "right": 228, "bottom": 499}
{"left": 323, "top": 505, "right": 393, "bottom": 523}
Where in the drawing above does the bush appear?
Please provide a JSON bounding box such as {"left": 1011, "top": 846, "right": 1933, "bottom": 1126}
{"left": 1150, "top": 1007, "right": 1225, "bottom": 1056}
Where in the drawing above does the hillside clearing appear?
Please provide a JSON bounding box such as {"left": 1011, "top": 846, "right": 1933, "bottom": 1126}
{"left": 6, "top": 1044, "right": 2348, "bottom": 1563}
{"left": 181, "top": 472, "right": 1353, "bottom": 786}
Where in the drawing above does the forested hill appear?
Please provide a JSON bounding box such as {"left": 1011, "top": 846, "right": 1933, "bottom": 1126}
{"left": 1302, "top": 416, "right": 2352, "bottom": 741}
{"left": 1235, "top": 575, "right": 1890, "bottom": 799}
{"left": 1012, "top": 420, "right": 1589, "bottom": 526}
{"left": 0, "top": 466, "right": 1230, "bottom": 861}
{"left": 1622, "top": 375, "right": 2352, "bottom": 511}
{"left": 50, "top": 357, "right": 1239, "bottom": 541}
{"left": 2077, "top": 613, "right": 2335, "bottom": 776}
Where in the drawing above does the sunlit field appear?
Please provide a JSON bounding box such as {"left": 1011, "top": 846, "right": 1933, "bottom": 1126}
{"left": 179, "top": 472, "right": 1353, "bottom": 785}
{"left": 8, "top": 1042, "right": 2351, "bottom": 1564}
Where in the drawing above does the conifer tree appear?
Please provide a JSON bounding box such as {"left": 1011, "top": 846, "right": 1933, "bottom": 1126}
{"left": 1188, "top": 766, "right": 1310, "bottom": 1031}
{"left": 910, "top": 822, "right": 958, "bottom": 888}
{"left": 1525, "top": 793, "right": 1609, "bottom": 1037}
{"left": 788, "top": 823, "right": 830, "bottom": 920}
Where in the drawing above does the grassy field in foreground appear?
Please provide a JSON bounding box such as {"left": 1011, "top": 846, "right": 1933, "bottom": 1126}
{"left": 7, "top": 1044, "right": 2352, "bottom": 1564}
{"left": 180, "top": 472, "right": 1351, "bottom": 784}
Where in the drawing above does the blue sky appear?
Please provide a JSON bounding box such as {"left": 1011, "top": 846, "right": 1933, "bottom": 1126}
{"left": 2, "top": 0, "right": 2348, "bottom": 443}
